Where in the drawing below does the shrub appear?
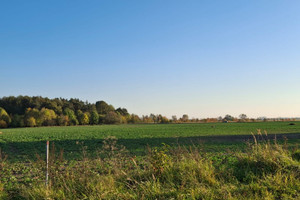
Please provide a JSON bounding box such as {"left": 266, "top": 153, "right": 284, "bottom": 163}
{"left": 0, "top": 120, "right": 7, "bottom": 128}
{"left": 148, "top": 145, "right": 171, "bottom": 175}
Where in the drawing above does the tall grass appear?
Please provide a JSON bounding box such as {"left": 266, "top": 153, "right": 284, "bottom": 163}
{"left": 1, "top": 131, "right": 299, "bottom": 199}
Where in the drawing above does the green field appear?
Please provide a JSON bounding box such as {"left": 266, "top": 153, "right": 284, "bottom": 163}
{"left": 1, "top": 122, "right": 300, "bottom": 161}
{"left": 1, "top": 122, "right": 300, "bottom": 199}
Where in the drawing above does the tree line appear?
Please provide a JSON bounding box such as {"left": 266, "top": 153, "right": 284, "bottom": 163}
{"left": 0, "top": 96, "right": 172, "bottom": 128}
{"left": 0, "top": 96, "right": 298, "bottom": 129}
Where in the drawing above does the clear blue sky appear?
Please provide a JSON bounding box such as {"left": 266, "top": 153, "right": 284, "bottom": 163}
{"left": 1, "top": 1, "right": 300, "bottom": 118}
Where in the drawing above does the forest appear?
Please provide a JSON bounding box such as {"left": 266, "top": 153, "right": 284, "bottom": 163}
{"left": 0, "top": 96, "right": 171, "bottom": 128}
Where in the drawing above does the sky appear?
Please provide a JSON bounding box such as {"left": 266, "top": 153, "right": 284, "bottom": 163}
{"left": 1, "top": 1, "right": 300, "bottom": 119}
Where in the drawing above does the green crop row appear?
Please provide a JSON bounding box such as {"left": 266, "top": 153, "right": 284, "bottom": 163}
{"left": 0, "top": 134, "right": 299, "bottom": 200}
{"left": 1, "top": 122, "right": 300, "bottom": 161}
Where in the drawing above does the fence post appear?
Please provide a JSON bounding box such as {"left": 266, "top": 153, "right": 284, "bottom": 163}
{"left": 46, "top": 140, "right": 49, "bottom": 187}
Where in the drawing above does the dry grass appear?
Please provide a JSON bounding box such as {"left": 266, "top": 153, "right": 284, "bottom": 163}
{"left": 1, "top": 131, "right": 299, "bottom": 199}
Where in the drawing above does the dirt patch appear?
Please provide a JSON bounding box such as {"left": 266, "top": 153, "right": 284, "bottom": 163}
{"left": 191, "top": 133, "right": 300, "bottom": 142}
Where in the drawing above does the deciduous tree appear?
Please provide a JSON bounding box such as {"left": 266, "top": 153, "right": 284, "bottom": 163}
{"left": 96, "top": 101, "right": 115, "bottom": 115}
{"left": 40, "top": 108, "right": 57, "bottom": 126}
{"left": 90, "top": 111, "right": 99, "bottom": 125}
{"left": 182, "top": 114, "right": 189, "bottom": 122}
{"left": 0, "top": 107, "right": 11, "bottom": 126}
{"left": 104, "top": 111, "right": 121, "bottom": 124}
{"left": 63, "top": 108, "right": 78, "bottom": 125}
{"left": 224, "top": 114, "right": 234, "bottom": 121}
{"left": 26, "top": 117, "right": 36, "bottom": 127}
{"left": 25, "top": 108, "right": 42, "bottom": 126}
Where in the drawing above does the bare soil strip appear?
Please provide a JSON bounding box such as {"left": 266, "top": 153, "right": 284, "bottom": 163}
{"left": 192, "top": 133, "right": 300, "bottom": 142}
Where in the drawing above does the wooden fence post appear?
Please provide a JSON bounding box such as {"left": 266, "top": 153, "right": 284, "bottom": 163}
{"left": 46, "top": 140, "right": 49, "bottom": 187}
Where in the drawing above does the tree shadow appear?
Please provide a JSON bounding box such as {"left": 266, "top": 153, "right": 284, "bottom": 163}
{"left": 1, "top": 133, "right": 300, "bottom": 162}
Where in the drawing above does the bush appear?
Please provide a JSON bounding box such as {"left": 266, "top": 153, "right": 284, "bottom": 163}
{"left": 148, "top": 145, "right": 171, "bottom": 175}
{"left": 0, "top": 120, "right": 7, "bottom": 128}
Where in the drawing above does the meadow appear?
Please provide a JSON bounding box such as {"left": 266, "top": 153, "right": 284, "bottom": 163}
{"left": 0, "top": 122, "right": 300, "bottom": 199}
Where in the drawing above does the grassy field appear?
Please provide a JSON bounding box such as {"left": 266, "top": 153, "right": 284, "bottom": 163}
{"left": 0, "top": 122, "right": 300, "bottom": 199}
{"left": 0, "top": 122, "right": 300, "bottom": 161}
